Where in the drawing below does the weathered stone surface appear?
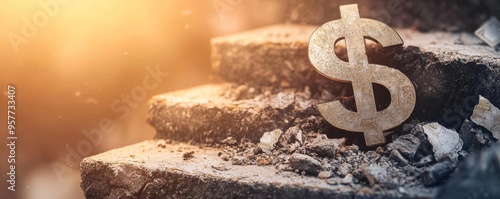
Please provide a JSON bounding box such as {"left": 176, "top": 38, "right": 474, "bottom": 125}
{"left": 80, "top": 140, "right": 433, "bottom": 199}
{"left": 211, "top": 24, "right": 500, "bottom": 125}
{"left": 306, "top": 138, "right": 345, "bottom": 158}
{"left": 459, "top": 119, "right": 497, "bottom": 150}
{"left": 363, "top": 164, "right": 388, "bottom": 186}
{"left": 285, "top": 0, "right": 493, "bottom": 32}
{"left": 387, "top": 134, "right": 420, "bottom": 160}
{"left": 148, "top": 83, "right": 320, "bottom": 144}
{"left": 258, "top": 129, "right": 283, "bottom": 153}
{"left": 437, "top": 145, "right": 500, "bottom": 199}
{"left": 471, "top": 96, "right": 500, "bottom": 140}
{"left": 422, "top": 123, "right": 463, "bottom": 162}
{"left": 289, "top": 153, "right": 322, "bottom": 175}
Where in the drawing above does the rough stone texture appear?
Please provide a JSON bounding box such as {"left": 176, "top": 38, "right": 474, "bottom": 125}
{"left": 211, "top": 25, "right": 500, "bottom": 127}
{"left": 80, "top": 140, "right": 434, "bottom": 199}
{"left": 148, "top": 83, "right": 320, "bottom": 145}
{"left": 422, "top": 123, "right": 463, "bottom": 162}
{"left": 459, "top": 119, "right": 497, "bottom": 151}
{"left": 471, "top": 95, "right": 500, "bottom": 140}
{"left": 258, "top": 129, "right": 283, "bottom": 152}
{"left": 387, "top": 134, "right": 420, "bottom": 160}
{"left": 285, "top": 0, "right": 493, "bottom": 32}
{"left": 363, "top": 164, "right": 388, "bottom": 186}
{"left": 437, "top": 145, "right": 500, "bottom": 199}
{"left": 288, "top": 153, "right": 323, "bottom": 175}
{"left": 306, "top": 138, "right": 346, "bottom": 158}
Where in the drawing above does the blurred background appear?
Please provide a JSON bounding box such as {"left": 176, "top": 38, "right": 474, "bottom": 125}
{"left": 0, "top": 0, "right": 495, "bottom": 198}
{"left": 0, "top": 1, "right": 285, "bottom": 198}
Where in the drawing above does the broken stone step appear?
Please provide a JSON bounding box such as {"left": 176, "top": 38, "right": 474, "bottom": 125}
{"left": 211, "top": 24, "right": 500, "bottom": 124}
{"left": 147, "top": 83, "right": 346, "bottom": 145}
{"left": 80, "top": 140, "right": 434, "bottom": 199}
{"left": 285, "top": 0, "right": 495, "bottom": 32}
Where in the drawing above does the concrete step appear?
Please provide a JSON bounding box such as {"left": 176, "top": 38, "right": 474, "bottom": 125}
{"left": 285, "top": 0, "right": 496, "bottom": 32}
{"left": 211, "top": 25, "right": 500, "bottom": 124}
{"left": 147, "top": 83, "right": 343, "bottom": 145}
{"left": 80, "top": 140, "right": 434, "bottom": 199}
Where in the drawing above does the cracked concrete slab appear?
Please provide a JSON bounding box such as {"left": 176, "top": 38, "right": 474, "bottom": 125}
{"left": 80, "top": 140, "right": 435, "bottom": 199}
{"left": 211, "top": 25, "right": 500, "bottom": 125}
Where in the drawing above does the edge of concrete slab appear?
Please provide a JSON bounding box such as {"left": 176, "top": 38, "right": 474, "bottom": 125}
{"left": 81, "top": 140, "right": 435, "bottom": 199}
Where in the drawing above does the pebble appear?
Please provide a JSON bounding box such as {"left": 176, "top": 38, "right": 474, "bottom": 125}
{"left": 363, "top": 164, "right": 388, "bottom": 186}
{"left": 306, "top": 138, "right": 346, "bottom": 158}
{"left": 387, "top": 134, "right": 421, "bottom": 160}
{"left": 317, "top": 171, "right": 332, "bottom": 179}
{"left": 258, "top": 129, "right": 283, "bottom": 153}
{"left": 289, "top": 153, "right": 322, "bottom": 175}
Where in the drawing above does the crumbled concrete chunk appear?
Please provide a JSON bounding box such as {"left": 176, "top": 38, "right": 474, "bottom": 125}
{"left": 270, "top": 92, "right": 295, "bottom": 109}
{"left": 422, "top": 123, "right": 463, "bottom": 161}
{"left": 363, "top": 164, "right": 388, "bottom": 186}
{"left": 306, "top": 138, "right": 345, "bottom": 158}
{"left": 258, "top": 129, "right": 282, "bottom": 153}
{"left": 387, "top": 134, "right": 421, "bottom": 160}
{"left": 471, "top": 96, "right": 500, "bottom": 140}
{"left": 289, "top": 153, "right": 322, "bottom": 175}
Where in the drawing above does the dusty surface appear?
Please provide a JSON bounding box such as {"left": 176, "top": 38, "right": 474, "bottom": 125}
{"left": 80, "top": 140, "right": 434, "bottom": 199}
{"left": 148, "top": 83, "right": 335, "bottom": 145}
{"left": 212, "top": 25, "right": 500, "bottom": 125}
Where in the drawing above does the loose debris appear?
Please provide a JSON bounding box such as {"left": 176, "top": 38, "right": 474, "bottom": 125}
{"left": 217, "top": 119, "right": 499, "bottom": 192}
{"left": 182, "top": 151, "right": 195, "bottom": 160}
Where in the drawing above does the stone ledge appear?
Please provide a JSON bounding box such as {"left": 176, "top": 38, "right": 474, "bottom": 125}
{"left": 80, "top": 140, "right": 434, "bottom": 199}
{"left": 147, "top": 83, "right": 339, "bottom": 145}
{"left": 211, "top": 25, "right": 500, "bottom": 123}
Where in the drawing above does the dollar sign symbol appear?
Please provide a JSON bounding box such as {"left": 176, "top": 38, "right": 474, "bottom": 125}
{"left": 308, "top": 4, "right": 416, "bottom": 147}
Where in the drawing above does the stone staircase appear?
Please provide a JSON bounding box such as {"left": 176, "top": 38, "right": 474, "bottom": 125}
{"left": 80, "top": 11, "right": 500, "bottom": 199}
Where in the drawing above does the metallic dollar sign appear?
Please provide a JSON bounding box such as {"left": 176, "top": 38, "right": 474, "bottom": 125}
{"left": 308, "top": 4, "right": 416, "bottom": 147}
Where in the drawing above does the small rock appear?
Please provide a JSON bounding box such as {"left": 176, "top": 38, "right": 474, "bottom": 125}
{"left": 337, "top": 163, "right": 351, "bottom": 177}
{"left": 410, "top": 124, "right": 434, "bottom": 157}
{"left": 459, "top": 119, "right": 497, "bottom": 150}
{"left": 232, "top": 156, "right": 247, "bottom": 165}
{"left": 363, "top": 164, "right": 388, "bottom": 186}
{"left": 278, "top": 126, "right": 303, "bottom": 148}
{"left": 471, "top": 96, "right": 500, "bottom": 140}
{"left": 306, "top": 138, "right": 346, "bottom": 158}
{"left": 182, "top": 151, "right": 195, "bottom": 160}
{"left": 212, "top": 163, "right": 232, "bottom": 171}
{"left": 156, "top": 139, "right": 167, "bottom": 148}
{"left": 389, "top": 150, "right": 409, "bottom": 166}
{"left": 387, "top": 134, "right": 421, "bottom": 160}
{"left": 258, "top": 129, "right": 283, "bottom": 153}
{"left": 289, "top": 153, "right": 322, "bottom": 175}
{"left": 422, "top": 123, "right": 463, "bottom": 161}
{"left": 270, "top": 92, "right": 295, "bottom": 109}
{"left": 421, "top": 160, "right": 456, "bottom": 186}
{"left": 317, "top": 171, "right": 332, "bottom": 179}
{"left": 256, "top": 157, "right": 270, "bottom": 166}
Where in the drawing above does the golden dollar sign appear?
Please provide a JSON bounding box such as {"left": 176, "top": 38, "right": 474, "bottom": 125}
{"left": 308, "top": 4, "right": 416, "bottom": 147}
